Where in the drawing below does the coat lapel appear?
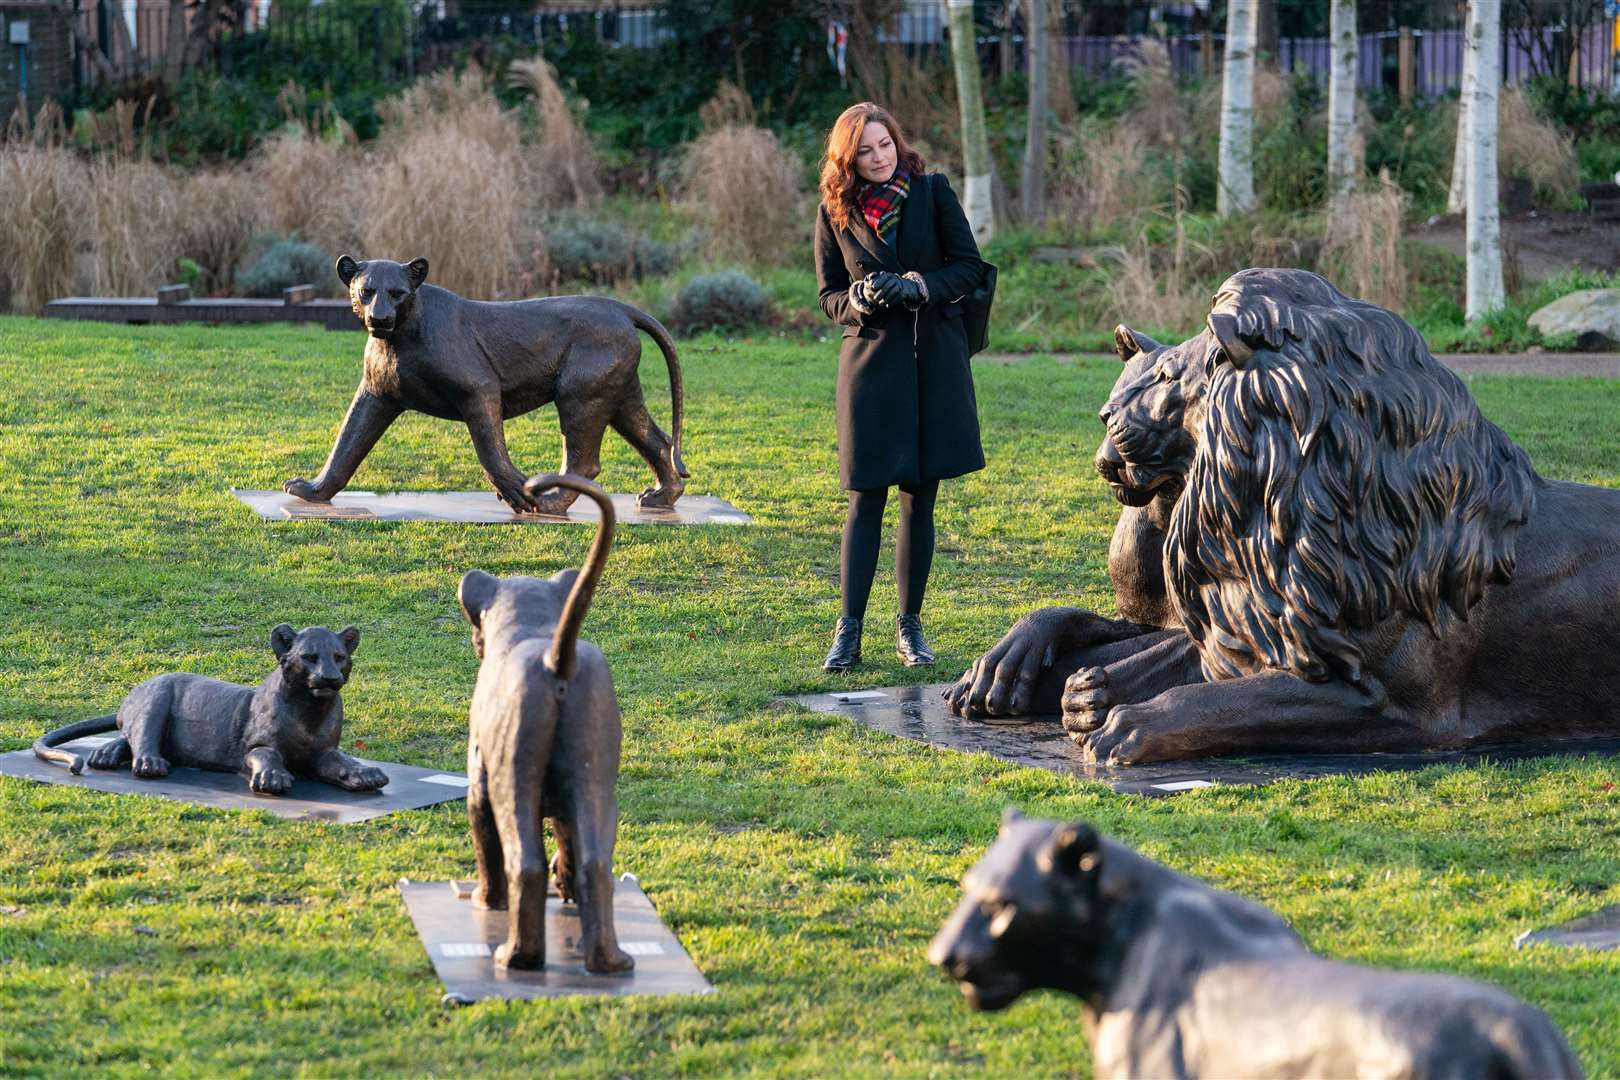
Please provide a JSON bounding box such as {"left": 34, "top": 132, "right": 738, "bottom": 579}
{"left": 895, "top": 174, "right": 930, "bottom": 269}
{"left": 847, "top": 212, "right": 903, "bottom": 273}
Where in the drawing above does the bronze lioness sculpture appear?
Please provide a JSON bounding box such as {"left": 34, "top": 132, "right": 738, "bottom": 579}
{"left": 458, "top": 473, "right": 632, "bottom": 973}
{"left": 958, "top": 268, "right": 1620, "bottom": 763}
{"left": 930, "top": 810, "right": 1584, "bottom": 1079}
{"left": 285, "top": 256, "right": 687, "bottom": 515}
{"left": 33, "top": 624, "right": 386, "bottom": 795}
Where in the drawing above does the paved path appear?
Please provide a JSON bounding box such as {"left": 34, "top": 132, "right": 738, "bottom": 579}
{"left": 979, "top": 351, "right": 1620, "bottom": 378}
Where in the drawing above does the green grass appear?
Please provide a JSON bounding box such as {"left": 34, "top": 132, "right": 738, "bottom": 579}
{"left": 1, "top": 317, "right": 1618, "bottom": 1077}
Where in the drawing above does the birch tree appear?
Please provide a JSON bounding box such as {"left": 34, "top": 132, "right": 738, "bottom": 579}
{"left": 1326, "top": 0, "right": 1358, "bottom": 213}
{"left": 1218, "top": 0, "right": 1257, "bottom": 216}
{"left": 1465, "top": 0, "right": 1505, "bottom": 318}
{"left": 1021, "top": 0, "right": 1047, "bottom": 224}
{"left": 947, "top": 0, "right": 996, "bottom": 243}
{"left": 1447, "top": 23, "right": 1475, "bottom": 213}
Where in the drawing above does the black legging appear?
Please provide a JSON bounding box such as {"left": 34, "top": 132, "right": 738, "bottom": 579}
{"left": 840, "top": 479, "right": 939, "bottom": 621}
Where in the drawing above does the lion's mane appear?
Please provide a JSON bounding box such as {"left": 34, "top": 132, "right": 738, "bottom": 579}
{"left": 1165, "top": 269, "right": 1539, "bottom": 684}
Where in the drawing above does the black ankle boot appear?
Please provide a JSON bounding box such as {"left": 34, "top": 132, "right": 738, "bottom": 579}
{"left": 896, "top": 614, "right": 936, "bottom": 667}
{"left": 822, "top": 617, "right": 863, "bottom": 672}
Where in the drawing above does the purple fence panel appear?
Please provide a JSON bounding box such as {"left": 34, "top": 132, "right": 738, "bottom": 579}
{"left": 1420, "top": 28, "right": 1464, "bottom": 98}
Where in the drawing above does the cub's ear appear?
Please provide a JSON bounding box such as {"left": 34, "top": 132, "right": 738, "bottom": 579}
{"left": 458, "top": 570, "right": 499, "bottom": 629}
{"left": 549, "top": 567, "right": 581, "bottom": 593}
{"left": 336, "top": 255, "right": 362, "bottom": 286}
{"left": 270, "top": 623, "right": 297, "bottom": 659}
{"left": 339, "top": 625, "right": 361, "bottom": 654}
{"left": 1206, "top": 311, "right": 1256, "bottom": 368}
{"left": 1040, "top": 821, "right": 1102, "bottom": 877}
{"left": 405, "top": 256, "right": 430, "bottom": 290}
{"left": 1113, "top": 324, "right": 1163, "bottom": 363}
{"left": 999, "top": 806, "right": 1025, "bottom": 835}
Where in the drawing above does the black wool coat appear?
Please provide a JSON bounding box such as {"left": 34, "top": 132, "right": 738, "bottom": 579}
{"left": 815, "top": 172, "right": 988, "bottom": 491}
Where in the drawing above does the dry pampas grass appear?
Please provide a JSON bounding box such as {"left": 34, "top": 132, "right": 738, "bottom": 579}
{"left": 1320, "top": 168, "right": 1409, "bottom": 313}
{"left": 1497, "top": 88, "right": 1578, "bottom": 205}
{"left": 253, "top": 128, "right": 360, "bottom": 258}
{"left": 174, "top": 170, "right": 265, "bottom": 294}
{"left": 680, "top": 102, "right": 806, "bottom": 267}
{"left": 0, "top": 145, "right": 88, "bottom": 312}
{"left": 1104, "top": 211, "right": 1214, "bottom": 336}
{"left": 86, "top": 157, "right": 183, "bottom": 296}
{"left": 509, "top": 56, "right": 601, "bottom": 209}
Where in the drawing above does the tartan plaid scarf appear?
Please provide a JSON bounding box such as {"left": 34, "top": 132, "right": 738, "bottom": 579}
{"left": 857, "top": 167, "right": 911, "bottom": 242}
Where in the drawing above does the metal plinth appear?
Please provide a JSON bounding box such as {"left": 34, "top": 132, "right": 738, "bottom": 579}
{"left": 1516, "top": 905, "right": 1620, "bottom": 951}
{"left": 398, "top": 877, "right": 712, "bottom": 1005}
{"left": 0, "top": 735, "right": 467, "bottom": 822}
{"left": 230, "top": 488, "right": 751, "bottom": 526}
{"left": 789, "top": 684, "right": 1620, "bottom": 797}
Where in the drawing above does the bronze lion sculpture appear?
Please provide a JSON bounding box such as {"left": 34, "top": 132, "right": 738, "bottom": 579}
{"left": 930, "top": 810, "right": 1583, "bottom": 1079}
{"left": 959, "top": 268, "right": 1620, "bottom": 763}
{"left": 285, "top": 256, "right": 687, "bottom": 516}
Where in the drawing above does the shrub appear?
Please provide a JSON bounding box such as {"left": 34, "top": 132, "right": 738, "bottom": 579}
{"left": 0, "top": 145, "right": 88, "bottom": 312}
{"left": 667, "top": 269, "right": 771, "bottom": 334}
{"left": 545, "top": 218, "right": 675, "bottom": 285}
{"left": 1320, "top": 169, "right": 1409, "bottom": 313}
{"left": 678, "top": 121, "right": 807, "bottom": 267}
{"left": 238, "top": 236, "right": 335, "bottom": 298}
{"left": 1498, "top": 88, "right": 1579, "bottom": 206}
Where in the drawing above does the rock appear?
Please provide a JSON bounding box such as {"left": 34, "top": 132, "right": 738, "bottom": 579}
{"left": 1527, "top": 288, "right": 1620, "bottom": 350}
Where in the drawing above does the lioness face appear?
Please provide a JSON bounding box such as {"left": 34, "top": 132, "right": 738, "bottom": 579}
{"left": 929, "top": 811, "right": 1102, "bottom": 1011}
{"left": 336, "top": 255, "right": 429, "bottom": 338}
{"left": 270, "top": 623, "right": 360, "bottom": 700}
{"left": 1095, "top": 325, "right": 1205, "bottom": 508}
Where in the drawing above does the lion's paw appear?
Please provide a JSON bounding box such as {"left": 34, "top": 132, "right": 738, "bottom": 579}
{"left": 131, "top": 754, "right": 170, "bottom": 778}
{"left": 635, "top": 484, "right": 680, "bottom": 510}
{"left": 249, "top": 764, "right": 293, "bottom": 795}
{"left": 583, "top": 941, "right": 635, "bottom": 974}
{"left": 338, "top": 763, "right": 389, "bottom": 791}
{"left": 1074, "top": 705, "right": 1162, "bottom": 765}
{"left": 494, "top": 941, "right": 542, "bottom": 970}
{"left": 283, "top": 477, "right": 326, "bottom": 502}
{"left": 1061, "top": 666, "right": 1113, "bottom": 737}
{"left": 87, "top": 739, "right": 131, "bottom": 770}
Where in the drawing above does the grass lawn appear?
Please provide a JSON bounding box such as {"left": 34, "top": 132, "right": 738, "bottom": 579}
{"left": 1, "top": 316, "right": 1618, "bottom": 1078}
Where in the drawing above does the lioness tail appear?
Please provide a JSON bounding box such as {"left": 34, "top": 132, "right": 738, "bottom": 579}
{"left": 521, "top": 473, "right": 615, "bottom": 683}
{"left": 621, "top": 304, "right": 687, "bottom": 478}
{"left": 34, "top": 715, "right": 119, "bottom": 775}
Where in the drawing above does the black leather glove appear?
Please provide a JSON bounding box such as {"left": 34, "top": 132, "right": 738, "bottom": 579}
{"left": 864, "top": 271, "right": 901, "bottom": 308}
{"left": 876, "top": 273, "right": 925, "bottom": 308}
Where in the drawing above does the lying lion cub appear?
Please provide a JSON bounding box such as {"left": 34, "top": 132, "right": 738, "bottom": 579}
{"left": 458, "top": 473, "right": 632, "bottom": 974}
{"left": 34, "top": 624, "right": 387, "bottom": 796}
{"left": 931, "top": 811, "right": 1582, "bottom": 1079}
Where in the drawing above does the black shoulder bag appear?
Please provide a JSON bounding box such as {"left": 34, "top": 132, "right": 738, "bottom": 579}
{"left": 932, "top": 174, "right": 997, "bottom": 356}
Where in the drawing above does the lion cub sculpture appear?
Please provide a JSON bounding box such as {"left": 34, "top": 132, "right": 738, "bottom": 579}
{"left": 33, "top": 624, "right": 386, "bottom": 796}
{"left": 457, "top": 473, "right": 633, "bottom": 974}
{"left": 931, "top": 811, "right": 1583, "bottom": 1080}
{"left": 285, "top": 255, "right": 687, "bottom": 516}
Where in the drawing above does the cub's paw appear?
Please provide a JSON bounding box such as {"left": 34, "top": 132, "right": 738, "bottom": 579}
{"left": 584, "top": 941, "right": 635, "bottom": 974}
{"left": 494, "top": 941, "right": 542, "bottom": 970}
{"left": 131, "top": 754, "right": 170, "bottom": 778}
{"left": 336, "top": 763, "right": 389, "bottom": 791}
{"left": 87, "top": 739, "right": 132, "bottom": 770}
{"left": 471, "top": 881, "right": 507, "bottom": 911}
{"left": 249, "top": 763, "right": 294, "bottom": 795}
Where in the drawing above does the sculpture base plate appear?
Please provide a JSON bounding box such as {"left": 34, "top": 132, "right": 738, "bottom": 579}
{"left": 790, "top": 684, "right": 1620, "bottom": 797}
{"left": 0, "top": 735, "right": 468, "bottom": 822}
{"left": 1516, "top": 904, "right": 1620, "bottom": 951}
{"left": 230, "top": 488, "right": 751, "bottom": 526}
{"left": 399, "top": 877, "right": 712, "bottom": 1005}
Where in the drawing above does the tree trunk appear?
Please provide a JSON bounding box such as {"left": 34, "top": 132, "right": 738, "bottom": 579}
{"left": 1447, "top": 21, "right": 1474, "bottom": 214}
{"left": 1020, "top": 0, "right": 1047, "bottom": 224}
{"left": 1046, "top": 0, "right": 1074, "bottom": 125}
{"left": 162, "top": 0, "right": 190, "bottom": 86}
{"left": 1218, "top": 0, "right": 1257, "bottom": 216}
{"left": 1465, "top": 0, "right": 1505, "bottom": 319}
{"left": 1326, "top": 0, "right": 1358, "bottom": 213}
{"left": 947, "top": 0, "right": 996, "bottom": 244}
{"left": 1255, "top": 0, "right": 1279, "bottom": 66}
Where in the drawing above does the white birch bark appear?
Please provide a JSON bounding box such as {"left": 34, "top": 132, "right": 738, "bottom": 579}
{"left": 1447, "top": 24, "right": 1475, "bottom": 213}
{"left": 1218, "top": 0, "right": 1257, "bottom": 216}
{"left": 1021, "top": 0, "right": 1047, "bottom": 223}
{"left": 1326, "top": 0, "right": 1358, "bottom": 212}
{"left": 948, "top": 0, "right": 995, "bottom": 243}
{"left": 1465, "top": 0, "right": 1505, "bottom": 319}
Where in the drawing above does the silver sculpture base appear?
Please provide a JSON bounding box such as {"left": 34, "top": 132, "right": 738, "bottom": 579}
{"left": 230, "top": 488, "right": 751, "bottom": 525}
{"left": 399, "top": 876, "right": 712, "bottom": 1005}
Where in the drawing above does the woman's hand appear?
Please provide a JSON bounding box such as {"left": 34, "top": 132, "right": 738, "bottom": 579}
{"left": 873, "top": 273, "right": 925, "bottom": 309}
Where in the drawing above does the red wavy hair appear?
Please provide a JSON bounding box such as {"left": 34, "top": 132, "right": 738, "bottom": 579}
{"left": 819, "top": 102, "right": 926, "bottom": 232}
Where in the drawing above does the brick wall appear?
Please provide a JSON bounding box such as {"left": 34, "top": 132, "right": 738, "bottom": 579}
{"left": 0, "top": 2, "right": 74, "bottom": 118}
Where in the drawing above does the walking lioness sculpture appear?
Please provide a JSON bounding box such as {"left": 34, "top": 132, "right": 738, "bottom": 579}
{"left": 930, "top": 811, "right": 1584, "bottom": 1079}
{"left": 457, "top": 473, "right": 632, "bottom": 973}
{"left": 33, "top": 624, "right": 386, "bottom": 795}
{"left": 285, "top": 256, "right": 687, "bottom": 515}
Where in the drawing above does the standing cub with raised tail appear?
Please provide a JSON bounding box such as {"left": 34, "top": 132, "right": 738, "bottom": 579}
{"left": 457, "top": 473, "right": 633, "bottom": 973}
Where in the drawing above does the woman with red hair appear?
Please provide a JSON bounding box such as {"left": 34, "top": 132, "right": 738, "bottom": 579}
{"left": 814, "top": 102, "right": 990, "bottom": 672}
